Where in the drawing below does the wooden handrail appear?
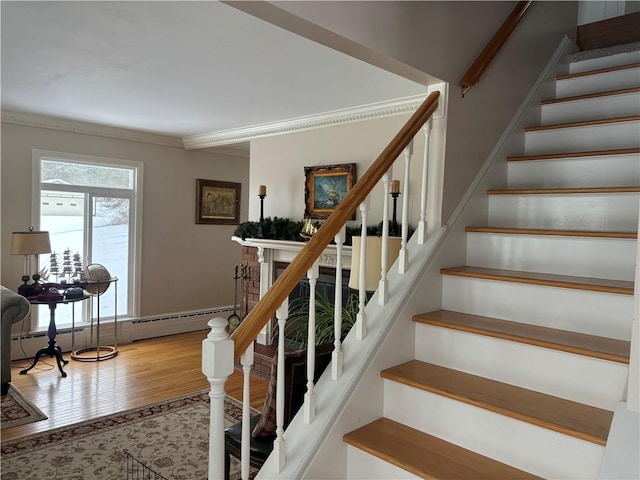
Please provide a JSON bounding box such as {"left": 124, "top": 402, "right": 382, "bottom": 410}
{"left": 458, "top": 0, "right": 533, "bottom": 97}
{"left": 230, "top": 91, "right": 440, "bottom": 360}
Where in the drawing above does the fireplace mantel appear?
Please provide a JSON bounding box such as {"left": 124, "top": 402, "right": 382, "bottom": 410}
{"left": 232, "top": 236, "right": 353, "bottom": 344}
{"left": 231, "top": 236, "right": 353, "bottom": 269}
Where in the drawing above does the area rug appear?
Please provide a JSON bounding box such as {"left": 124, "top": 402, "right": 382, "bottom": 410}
{"left": 1, "top": 385, "right": 47, "bottom": 430}
{"left": 1, "top": 391, "right": 258, "bottom": 480}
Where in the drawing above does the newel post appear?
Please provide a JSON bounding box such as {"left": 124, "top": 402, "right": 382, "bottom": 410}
{"left": 202, "top": 318, "right": 235, "bottom": 480}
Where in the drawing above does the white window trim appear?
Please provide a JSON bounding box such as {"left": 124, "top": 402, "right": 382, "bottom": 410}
{"left": 32, "top": 149, "right": 143, "bottom": 322}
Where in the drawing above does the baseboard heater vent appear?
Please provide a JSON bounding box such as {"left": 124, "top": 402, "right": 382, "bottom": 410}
{"left": 130, "top": 306, "right": 233, "bottom": 325}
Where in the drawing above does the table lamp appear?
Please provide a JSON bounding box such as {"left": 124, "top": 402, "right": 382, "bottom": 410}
{"left": 349, "top": 236, "right": 402, "bottom": 292}
{"left": 10, "top": 228, "right": 52, "bottom": 296}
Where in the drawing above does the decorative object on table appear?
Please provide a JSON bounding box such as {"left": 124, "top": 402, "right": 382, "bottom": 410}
{"left": 227, "top": 265, "right": 242, "bottom": 333}
{"left": 61, "top": 248, "right": 73, "bottom": 281}
{"left": 80, "top": 263, "right": 111, "bottom": 295}
{"left": 390, "top": 179, "right": 401, "bottom": 237}
{"left": 49, "top": 252, "right": 60, "bottom": 282}
{"left": 304, "top": 163, "right": 356, "bottom": 219}
{"left": 257, "top": 184, "right": 267, "bottom": 238}
{"left": 299, "top": 218, "right": 318, "bottom": 241}
{"left": 10, "top": 228, "right": 51, "bottom": 297}
{"left": 196, "top": 178, "right": 241, "bottom": 225}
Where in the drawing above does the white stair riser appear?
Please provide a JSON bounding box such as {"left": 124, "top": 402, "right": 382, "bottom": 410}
{"left": 488, "top": 192, "right": 640, "bottom": 231}
{"left": 524, "top": 121, "right": 640, "bottom": 155}
{"left": 466, "top": 233, "right": 636, "bottom": 280}
{"left": 346, "top": 447, "right": 421, "bottom": 480}
{"left": 556, "top": 68, "right": 640, "bottom": 97}
{"left": 568, "top": 51, "right": 640, "bottom": 74}
{"left": 415, "top": 323, "right": 628, "bottom": 410}
{"left": 383, "top": 381, "right": 604, "bottom": 480}
{"left": 442, "top": 275, "right": 633, "bottom": 340}
{"left": 507, "top": 154, "right": 640, "bottom": 189}
{"left": 541, "top": 92, "right": 640, "bottom": 124}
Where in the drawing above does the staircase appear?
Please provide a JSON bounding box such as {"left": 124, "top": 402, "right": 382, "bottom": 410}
{"left": 343, "top": 47, "right": 639, "bottom": 478}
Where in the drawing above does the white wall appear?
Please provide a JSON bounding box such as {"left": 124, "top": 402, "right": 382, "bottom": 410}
{"left": 248, "top": 111, "right": 448, "bottom": 230}
{"left": 1, "top": 122, "right": 249, "bottom": 324}
{"left": 237, "top": 0, "right": 578, "bottom": 224}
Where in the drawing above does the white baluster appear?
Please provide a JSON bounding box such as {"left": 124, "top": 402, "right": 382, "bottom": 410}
{"left": 398, "top": 141, "right": 413, "bottom": 274}
{"left": 273, "top": 299, "right": 289, "bottom": 471}
{"left": 417, "top": 119, "right": 432, "bottom": 245}
{"left": 202, "top": 318, "right": 234, "bottom": 480}
{"left": 379, "top": 168, "right": 392, "bottom": 305}
{"left": 356, "top": 198, "right": 369, "bottom": 340}
{"left": 304, "top": 260, "right": 319, "bottom": 423}
{"left": 240, "top": 343, "right": 254, "bottom": 480}
{"left": 332, "top": 224, "right": 346, "bottom": 380}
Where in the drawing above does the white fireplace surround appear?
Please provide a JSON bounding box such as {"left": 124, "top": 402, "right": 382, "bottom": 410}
{"left": 232, "top": 236, "right": 354, "bottom": 344}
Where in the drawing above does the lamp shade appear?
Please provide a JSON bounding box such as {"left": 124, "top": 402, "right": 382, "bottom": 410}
{"left": 349, "top": 236, "right": 402, "bottom": 291}
{"left": 10, "top": 231, "right": 51, "bottom": 255}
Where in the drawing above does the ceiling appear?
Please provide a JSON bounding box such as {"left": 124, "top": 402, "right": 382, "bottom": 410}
{"left": 1, "top": 1, "right": 425, "bottom": 150}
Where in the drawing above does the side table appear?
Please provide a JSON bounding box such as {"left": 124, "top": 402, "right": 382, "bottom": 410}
{"left": 20, "top": 293, "right": 89, "bottom": 378}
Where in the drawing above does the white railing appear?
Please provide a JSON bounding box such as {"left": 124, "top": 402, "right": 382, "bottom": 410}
{"left": 202, "top": 92, "right": 443, "bottom": 480}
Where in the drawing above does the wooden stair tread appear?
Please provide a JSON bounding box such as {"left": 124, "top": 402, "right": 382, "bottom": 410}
{"left": 440, "top": 266, "right": 634, "bottom": 295}
{"left": 487, "top": 186, "right": 640, "bottom": 195}
{"left": 542, "top": 86, "right": 640, "bottom": 105}
{"left": 343, "top": 418, "right": 541, "bottom": 480}
{"left": 414, "top": 309, "right": 630, "bottom": 363}
{"left": 524, "top": 115, "right": 640, "bottom": 132}
{"left": 465, "top": 226, "right": 637, "bottom": 239}
{"left": 507, "top": 147, "right": 640, "bottom": 162}
{"left": 381, "top": 360, "right": 613, "bottom": 445}
{"left": 556, "top": 62, "right": 640, "bottom": 80}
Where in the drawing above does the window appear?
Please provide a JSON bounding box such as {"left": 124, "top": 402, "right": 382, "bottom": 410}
{"left": 33, "top": 150, "right": 142, "bottom": 329}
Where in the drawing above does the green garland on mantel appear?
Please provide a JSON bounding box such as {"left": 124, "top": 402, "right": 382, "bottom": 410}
{"left": 234, "top": 217, "right": 411, "bottom": 246}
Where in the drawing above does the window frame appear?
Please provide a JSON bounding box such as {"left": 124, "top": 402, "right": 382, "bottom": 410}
{"left": 32, "top": 149, "right": 143, "bottom": 329}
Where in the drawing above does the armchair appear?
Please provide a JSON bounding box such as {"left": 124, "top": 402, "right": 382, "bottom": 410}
{"left": 1, "top": 286, "right": 31, "bottom": 395}
{"left": 224, "top": 343, "right": 333, "bottom": 480}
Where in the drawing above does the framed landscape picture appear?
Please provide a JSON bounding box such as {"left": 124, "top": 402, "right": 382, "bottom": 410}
{"left": 304, "top": 163, "right": 356, "bottom": 219}
{"left": 196, "top": 179, "right": 241, "bottom": 225}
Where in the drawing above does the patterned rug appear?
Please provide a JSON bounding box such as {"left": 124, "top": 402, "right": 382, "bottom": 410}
{"left": 1, "top": 385, "right": 47, "bottom": 429}
{"left": 1, "top": 391, "right": 257, "bottom": 480}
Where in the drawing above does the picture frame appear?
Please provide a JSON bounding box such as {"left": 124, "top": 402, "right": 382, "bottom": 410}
{"left": 304, "top": 163, "right": 356, "bottom": 219}
{"left": 196, "top": 179, "right": 241, "bottom": 225}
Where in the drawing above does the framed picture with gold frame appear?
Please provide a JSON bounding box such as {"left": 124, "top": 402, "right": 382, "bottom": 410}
{"left": 304, "top": 163, "right": 356, "bottom": 219}
{"left": 196, "top": 179, "right": 241, "bottom": 225}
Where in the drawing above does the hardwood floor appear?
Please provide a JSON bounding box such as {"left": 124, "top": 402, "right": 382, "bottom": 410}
{"left": 1, "top": 330, "right": 269, "bottom": 443}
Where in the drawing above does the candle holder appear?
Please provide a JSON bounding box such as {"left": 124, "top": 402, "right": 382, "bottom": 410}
{"left": 390, "top": 190, "right": 400, "bottom": 237}
{"left": 257, "top": 193, "right": 266, "bottom": 238}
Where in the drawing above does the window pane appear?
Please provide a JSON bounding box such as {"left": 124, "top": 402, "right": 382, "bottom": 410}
{"left": 39, "top": 190, "right": 85, "bottom": 328}
{"left": 41, "top": 159, "right": 133, "bottom": 189}
{"left": 92, "top": 197, "right": 129, "bottom": 318}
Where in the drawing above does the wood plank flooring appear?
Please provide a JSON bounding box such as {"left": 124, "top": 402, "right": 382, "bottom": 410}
{"left": 1, "top": 330, "right": 269, "bottom": 443}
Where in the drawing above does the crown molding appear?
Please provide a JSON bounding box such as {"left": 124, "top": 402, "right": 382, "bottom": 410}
{"left": 182, "top": 93, "right": 429, "bottom": 150}
{"left": 2, "top": 88, "right": 444, "bottom": 152}
{"left": 1, "top": 111, "right": 184, "bottom": 148}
